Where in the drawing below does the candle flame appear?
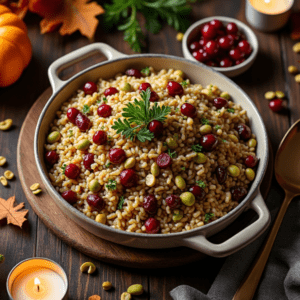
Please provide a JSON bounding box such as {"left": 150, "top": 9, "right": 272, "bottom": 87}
{"left": 34, "top": 278, "right": 41, "bottom": 285}
{"left": 264, "top": 0, "right": 271, "bottom": 3}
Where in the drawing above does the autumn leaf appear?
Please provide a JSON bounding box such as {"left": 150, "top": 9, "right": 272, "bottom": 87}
{"left": 39, "top": 0, "right": 105, "bottom": 39}
{"left": 0, "top": 0, "right": 29, "bottom": 18}
{"left": 0, "top": 196, "right": 28, "bottom": 228}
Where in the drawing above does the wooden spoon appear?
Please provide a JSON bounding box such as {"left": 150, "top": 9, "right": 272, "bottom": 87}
{"left": 232, "top": 119, "right": 300, "bottom": 300}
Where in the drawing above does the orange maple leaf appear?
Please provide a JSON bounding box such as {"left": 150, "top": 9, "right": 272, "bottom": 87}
{"left": 0, "top": 0, "right": 29, "bottom": 18}
{"left": 0, "top": 196, "right": 28, "bottom": 228}
{"left": 39, "top": 0, "right": 104, "bottom": 39}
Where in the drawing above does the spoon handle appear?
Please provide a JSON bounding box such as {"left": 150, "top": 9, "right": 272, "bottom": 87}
{"left": 232, "top": 191, "right": 294, "bottom": 300}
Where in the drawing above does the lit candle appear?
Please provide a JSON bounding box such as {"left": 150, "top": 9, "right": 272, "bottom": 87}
{"left": 6, "top": 258, "right": 68, "bottom": 300}
{"left": 246, "top": 0, "right": 294, "bottom": 32}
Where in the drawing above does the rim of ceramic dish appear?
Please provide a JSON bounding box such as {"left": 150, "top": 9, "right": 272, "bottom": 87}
{"left": 182, "top": 16, "right": 259, "bottom": 72}
{"left": 35, "top": 52, "right": 268, "bottom": 239}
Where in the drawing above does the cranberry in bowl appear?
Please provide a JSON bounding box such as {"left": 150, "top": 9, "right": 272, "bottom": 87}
{"left": 182, "top": 16, "right": 258, "bottom": 77}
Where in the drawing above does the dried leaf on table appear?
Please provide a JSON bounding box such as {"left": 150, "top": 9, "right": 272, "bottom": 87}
{"left": 38, "top": 0, "right": 105, "bottom": 39}
{"left": 290, "top": 12, "right": 300, "bottom": 40}
{"left": 0, "top": 196, "right": 28, "bottom": 228}
{"left": 0, "top": 0, "right": 29, "bottom": 19}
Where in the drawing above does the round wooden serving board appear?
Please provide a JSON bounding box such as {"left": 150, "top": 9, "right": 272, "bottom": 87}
{"left": 17, "top": 88, "right": 274, "bottom": 269}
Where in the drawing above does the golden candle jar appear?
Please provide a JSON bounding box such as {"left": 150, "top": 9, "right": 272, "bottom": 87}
{"left": 6, "top": 258, "right": 68, "bottom": 300}
{"left": 246, "top": 0, "right": 294, "bottom": 32}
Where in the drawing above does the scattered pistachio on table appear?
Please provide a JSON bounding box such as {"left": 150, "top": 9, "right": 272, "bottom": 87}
{"left": 80, "top": 262, "right": 96, "bottom": 274}
{"left": 295, "top": 74, "right": 300, "bottom": 83}
{"left": 0, "top": 156, "right": 6, "bottom": 166}
{"left": 288, "top": 65, "right": 298, "bottom": 74}
{"left": 30, "top": 183, "right": 40, "bottom": 191}
{"left": 121, "top": 292, "right": 132, "bottom": 300}
{"left": 0, "top": 176, "right": 8, "bottom": 187}
{"left": 264, "top": 91, "right": 276, "bottom": 100}
{"left": 292, "top": 42, "right": 300, "bottom": 53}
{"left": 127, "top": 284, "right": 144, "bottom": 295}
{"left": 176, "top": 32, "right": 184, "bottom": 42}
{"left": 4, "top": 170, "right": 14, "bottom": 180}
{"left": 0, "top": 119, "right": 12, "bottom": 131}
{"left": 102, "top": 281, "right": 112, "bottom": 290}
{"left": 32, "top": 189, "right": 42, "bottom": 195}
{"left": 275, "top": 91, "right": 285, "bottom": 99}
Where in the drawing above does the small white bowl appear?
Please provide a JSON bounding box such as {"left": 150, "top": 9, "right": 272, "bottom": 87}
{"left": 182, "top": 16, "right": 259, "bottom": 77}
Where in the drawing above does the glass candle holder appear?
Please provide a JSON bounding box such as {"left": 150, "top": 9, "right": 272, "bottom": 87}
{"left": 6, "top": 258, "right": 68, "bottom": 300}
{"left": 246, "top": 0, "right": 294, "bottom": 32}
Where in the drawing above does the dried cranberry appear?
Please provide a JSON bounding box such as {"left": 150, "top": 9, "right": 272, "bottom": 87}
{"left": 109, "top": 148, "right": 126, "bottom": 164}
{"left": 181, "top": 103, "right": 197, "bottom": 118}
{"left": 236, "top": 123, "right": 252, "bottom": 141}
{"left": 210, "top": 19, "right": 223, "bottom": 30}
{"left": 204, "top": 40, "right": 219, "bottom": 57}
{"left": 156, "top": 153, "right": 172, "bottom": 169}
{"left": 200, "top": 134, "right": 218, "bottom": 152}
{"left": 189, "top": 185, "right": 206, "bottom": 201}
{"left": 166, "top": 194, "right": 181, "bottom": 209}
{"left": 226, "top": 22, "right": 238, "bottom": 34}
{"left": 199, "top": 39, "right": 208, "bottom": 48}
{"left": 120, "top": 169, "right": 138, "bottom": 188}
{"left": 104, "top": 87, "right": 118, "bottom": 97}
{"left": 139, "top": 82, "right": 151, "bottom": 91}
{"left": 149, "top": 91, "right": 159, "bottom": 102}
{"left": 93, "top": 130, "right": 107, "bottom": 145}
{"left": 189, "top": 41, "right": 201, "bottom": 52}
{"left": 245, "top": 155, "right": 258, "bottom": 168}
{"left": 148, "top": 120, "right": 163, "bottom": 138}
{"left": 238, "top": 40, "right": 252, "bottom": 55}
{"left": 193, "top": 49, "right": 209, "bottom": 62}
{"left": 87, "top": 194, "right": 105, "bottom": 211}
{"left": 227, "top": 33, "right": 240, "bottom": 45}
{"left": 75, "top": 113, "right": 91, "bottom": 131}
{"left": 145, "top": 217, "right": 160, "bottom": 234}
{"left": 219, "top": 57, "right": 233, "bottom": 68}
{"left": 269, "top": 99, "right": 283, "bottom": 112}
{"left": 125, "top": 68, "right": 142, "bottom": 78}
{"left": 83, "top": 82, "right": 97, "bottom": 95}
{"left": 213, "top": 97, "right": 229, "bottom": 109}
{"left": 65, "top": 164, "right": 80, "bottom": 179}
{"left": 67, "top": 107, "right": 80, "bottom": 124}
{"left": 218, "top": 36, "right": 234, "bottom": 50}
{"left": 167, "top": 81, "right": 184, "bottom": 97}
{"left": 61, "top": 190, "right": 77, "bottom": 204}
{"left": 83, "top": 153, "right": 95, "bottom": 170}
{"left": 45, "top": 150, "right": 59, "bottom": 165}
{"left": 97, "top": 104, "right": 112, "bottom": 118}
{"left": 216, "top": 166, "right": 227, "bottom": 184}
{"left": 229, "top": 48, "right": 242, "bottom": 61}
{"left": 143, "top": 195, "right": 158, "bottom": 214}
{"left": 201, "top": 23, "right": 217, "bottom": 40}
{"left": 231, "top": 187, "right": 247, "bottom": 202}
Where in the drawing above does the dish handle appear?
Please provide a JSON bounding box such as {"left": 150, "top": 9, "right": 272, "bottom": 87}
{"left": 48, "top": 43, "right": 127, "bottom": 93}
{"left": 181, "top": 191, "right": 270, "bottom": 257}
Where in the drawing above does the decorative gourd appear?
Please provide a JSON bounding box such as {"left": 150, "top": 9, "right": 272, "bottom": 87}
{"left": 0, "top": 5, "right": 32, "bottom": 87}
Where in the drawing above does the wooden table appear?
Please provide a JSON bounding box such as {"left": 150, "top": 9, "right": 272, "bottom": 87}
{"left": 1, "top": 0, "right": 299, "bottom": 299}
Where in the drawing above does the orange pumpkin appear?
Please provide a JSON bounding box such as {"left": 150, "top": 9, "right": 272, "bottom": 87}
{"left": 0, "top": 5, "right": 32, "bottom": 87}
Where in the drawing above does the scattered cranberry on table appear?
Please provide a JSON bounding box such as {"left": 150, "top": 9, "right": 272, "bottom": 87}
{"left": 189, "top": 185, "right": 206, "bottom": 201}
{"left": 97, "top": 104, "right": 112, "bottom": 118}
{"left": 143, "top": 195, "right": 158, "bottom": 214}
{"left": 87, "top": 194, "right": 105, "bottom": 211}
{"left": 125, "top": 68, "right": 142, "bottom": 78}
{"left": 156, "top": 153, "right": 172, "bottom": 169}
{"left": 181, "top": 103, "right": 197, "bottom": 118}
{"left": 231, "top": 186, "right": 247, "bottom": 202}
{"left": 148, "top": 120, "right": 163, "bottom": 137}
{"left": 93, "top": 130, "right": 107, "bottom": 145}
{"left": 83, "top": 81, "right": 97, "bottom": 95}
{"left": 104, "top": 87, "right": 118, "bottom": 96}
{"left": 109, "top": 148, "right": 126, "bottom": 164}
{"left": 83, "top": 153, "right": 95, "bottom": 170}
{"left": 120, "top": 169, "right": 138, "bottom": 188}
{"left": 245, "top": 155, "right": 258, "bottom": 168}
{"left": 200, "top": 134, "right": 219, "bottom": 151}
{"left": 75, "top": 113, "right": 91, "bottom": 131}
{"left": 45, "top": 150, "right": 59, "bottom": 165}
{"left": 215, "top": 165, "right": 227, "bottom": 184}
{"left": 167, "top": 81, "right": 184, "bottom": 97}
{"left": 213, "top": 97, "right": 229, "bottom": 109}
{"left": 269, "top": 99, "right": 283, "bottom": 112}
{"left": 236, "top": 123, "right": 252, "bottom": 140}
{"left": 166, "top": 194, "right": 181, "bottom": 209}
{"left": 65, "top": 163, "right": 80, "bottom": 179}
{"left": 61, "top": 190, "right": 77, "bottom": 204}
{"left": 145, "top": 217, "right": 160, "bottom": 234}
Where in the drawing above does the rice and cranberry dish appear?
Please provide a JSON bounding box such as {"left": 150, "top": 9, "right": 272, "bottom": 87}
{"left": 44, "top": 67, "right": 258, "bottom": 234}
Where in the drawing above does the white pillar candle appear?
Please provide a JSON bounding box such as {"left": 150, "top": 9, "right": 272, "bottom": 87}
{"left": 7, "top": 258, "right": 68, "bottom": 300}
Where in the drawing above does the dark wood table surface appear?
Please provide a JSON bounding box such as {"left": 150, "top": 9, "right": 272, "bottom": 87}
{"left": 1, "top": 0, "right": 300, "bottom": 299}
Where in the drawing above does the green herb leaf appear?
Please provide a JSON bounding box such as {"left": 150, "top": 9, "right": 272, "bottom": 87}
{"left": 222, "top": 139, "right": 227, "bottom": 143}
{"left": 204, "top": 213, "right": 214, "bottom": 223}
{"left": 141, "top": 66, "right": 150, "bottom": 76}
{"left": 167, "top": 148, "right": 177, "bottom": 158}
{"left": 196, "top": 180, "right": 206, "bottom": 188}
{"left": 104, "top": 162, "right": 111, "bottom": 168}
{"left": 61, "top": 164, "right": 66, "bottom": 175}
{"left": 97, "top": 100, "right": 101, "bottom": 104}
{"left": 69, "top": 130, "right": 73, "bottom": 137}
{"left": 82, "top": 105, "right": 90, "bottom": 114}
{"left": 175, "top": 107, "right": 180, "bottom": 113}
{"left": 181, "top": 80, "right": 189, "bottom": 87}
{"left": 101, "top": 126, "right": 105, "bottom": 130}
{"left": 201, "top": 118, "right": 210, "bottom": 125}
{"left": 181, "top": 166, "right": 186, "bottom": 170}
{"left": 215, "top": 125, "right": 221, "bottom": 130}
{"left": 192, "top": 144, "right": 203, "bottom": 153}
{"left": 227, "top": 108, "right": 235, "bottom": 113}
{"left": 106, "top": 179, "right": 117, "bottom": 191}
{"left": 112, "top": 88, "right": 171, "bottom": 142}
{"left": 117, "top": 195, "right": 125, "bottom": 210}
{"left": 103, "top": 97, "right": 108, "bottom": 103}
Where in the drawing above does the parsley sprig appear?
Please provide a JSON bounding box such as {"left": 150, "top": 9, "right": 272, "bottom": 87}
{"left": 167, "top": 148, "right": 177, "bottom": 158}
{"left": 104, "top": 0, "right": 199, "bottom": 52}
{"left": 82, "top": 105, "right": 90, "bottom": 114}
{"left": 204, "top": 213, "right": 214, "bottom": 223}
{"left": 61, "top": 164, "right": 66, "bottom": 174}
{"left": 112, "top": 88, "right": 171, "bottom": 142}
{"left": 227, "top": 108, "right": 235, "bottom": 113}
{"left": 141, "top": 67, "right": 150, "bottom": 76}
{"left": 106, "top": 179, "right": 117, "bottom": 191}
{"left": 196, "top": 180, "right": 206, "bottom": 188}
{"left": 201, "top": 118, "right": 210, "bottom": 125}
{"left": 117, "top": 196, "right": 125, "bottom": 210}
{"left": 192, "top": 144, "right": 203, "bottom": 153}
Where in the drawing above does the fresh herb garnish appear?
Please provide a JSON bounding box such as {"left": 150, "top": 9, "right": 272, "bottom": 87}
{"left": 192, "top": 144, "right": 203, "bottom": 153}
{"left": 101, "top": 126, "right": 105, "bottom": 130}
{"left": 217, "top": 110, "right": 221, "bottom": 113}
{"left": 104, "top": 162, "right": 111, "bottom": 168}
{"left": 82, "top": 105, "right": 90, "bottom": 114}
{"left": 97, "top": 100, "right": 101, "bottom": 104}
{"left": 175, "top": 107, "right": 180, "bottom": 113}
{"left": 215, "top": 125, "right": 221, "bottom": 130}
{"left": 69, "top": 130, "right": 73, "bottom": 137}
{"left": 141, "top": 66, "right": 150, "bottom": 76}
{"left": 103, "top": 97, "right": 108, "bottom": 103}
{"left": 107, "top": 136, "right": 112, "bottom": 144}
{"left": 167, "top": 148, "right": 177, "bottom": 158}
{"left": 112, "top": 88, "right": 171, "bottom": 142}
{"left": 196, "top": 180, "right": 206, "bottom": 188}
{"left": 181, "top": 166, "right": 186, "bottom": 171}
{"left": 117, "top": 195, "right": 125, "bottom": 210}
{"left": 227, "top": 108, "right": 235, "bottom": 113}
{"left": 104, "top": 0, "right": 197, "bottom": 52}
{"left": 222, "top": 139, "right": 227, "bottom": 143}
{"left": 61, "top": 164, "right": 66, "bottom": 174}
{"left": 181, "top": 80, "right": 189, "bottom": 87}
{"left": 106, "top": 179, "right": 117, "bottom": 191}
{"left": 204, "top": 213, "right": 214, "bottom": 223}
{"left": 201, "top": 118, "right": 210, "bottom": 125}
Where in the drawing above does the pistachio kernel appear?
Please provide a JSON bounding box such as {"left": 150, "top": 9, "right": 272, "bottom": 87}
{"left": 228, "top": 134, "right": 239, "bottom": 143}
{"left": 145, "top": 174, "right": 156, "bottom": 187}
{"left": 121, "top": 292, "right": 132, "bottom": 300}
{"left": 30, "top": 183, "right": 40, "bottom": 191}
{"left": 288, "top": 65, "right": 298, "bottom": 74}
{"left": 275, "top": 91, "right": 285, "bottom": 99}
{"left": 4, "top": 170, "right": 14, "bottom": 180}
{"left": 296, "top": 74, "right": 300, "bottom": 83}
{"left": 0, "top": 156, "right": 6, "bottom": 166}
{"left": 180, "top": 192, "right": 195, "bottom": 206}
{"left": 150, "top": 162, "right": 160, "bottom": 177}
{"left": 0, "top": 119, "right": 12, "bottom": 131}
{"left": 127, "top": 284, "right": 144, "bottom": 296}
{"left": 193, "top": 153, "right": 207, "bottom": 164}
{"left": 264, "top": 91, "right": 275, "bottom": 100}
{"left": 80, "top": 262, "right": 96, "bottom": 274}
{"left": 200, "top": 125, "right": 212, "bottom": 135}
{"left": 245, "top": 168, "right": 255, "bottom": 181}
{"left": 248, "top": 138, "right": 257, "bottom": 148}
{"left": 33, "top": 189, "right": 42, "bottom": 195}
{"left": 220, "top": 91, "right": 230, "bottom": 100}
{"left": 102, "top": 281, "right": 112, "bottom": 291}
{"left": 76, "top": 139, "right": 90, "bottom": 151}
{"left": 176, "top": 32, "right": 184, "bottom": 42}
{"left": 227, "top": 165, "right": 240, "bottom": 177}
{"left": 166, "top": 137, "right": 178, "bottom": 149}
{"left": 47, "top": 131, "right": 61, "bottom": 144}
{"left": 292, "top": 42, "right": 300, "bottom": 53}
{"left": 0, "top": 176, "right": 8, "bottom": 186}
{"left": 175, "top": 175, "right": 186, "bottom": 190}
{"left": 121, "top": 82, "right": 132, "bottom": 92}
{"left": 172, "top": 210, "right": 183, "bottom": 222}
{"left": 89, "top": 180, "right": 101, "bottom": 193}
{"left": 174, "top": 70, "right": 184, "bottom": 77}
{"left": 124, "top": 157, "right": 136, "bottom": 169}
